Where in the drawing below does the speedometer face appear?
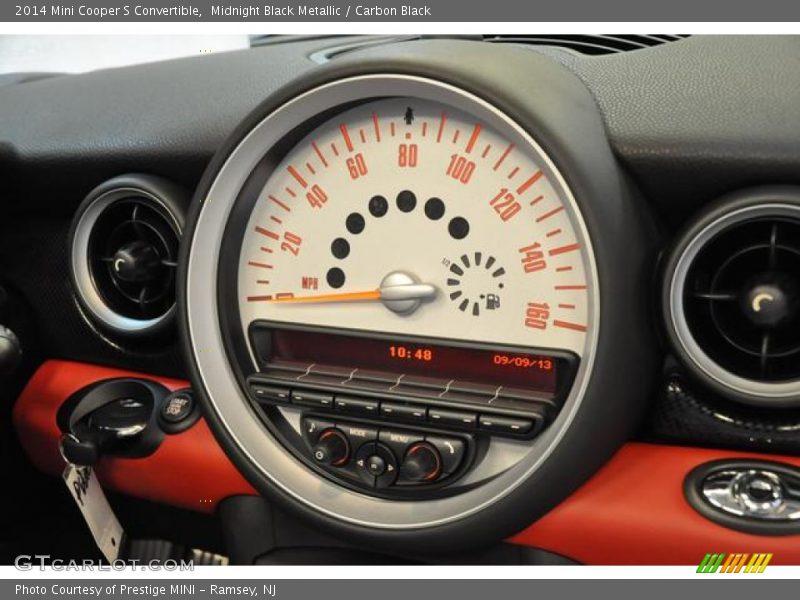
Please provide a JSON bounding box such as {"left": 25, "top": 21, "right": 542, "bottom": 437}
{"left": 188, "top": 74, "right": 622, "bottom": 531}
{"left": 237, "top": 96, "right": 593, "bottom": 357}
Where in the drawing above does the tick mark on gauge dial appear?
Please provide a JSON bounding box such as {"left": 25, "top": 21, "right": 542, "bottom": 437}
{"left": 446, "top": 252, "right": 506, "bottom": 317}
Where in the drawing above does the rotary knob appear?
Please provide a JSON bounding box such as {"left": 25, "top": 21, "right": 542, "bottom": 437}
{"left": 312, "top": 428, "right": 350, "bottom": 467}
{"left": 401, "top": 441, "right": 442, "bottom": 482}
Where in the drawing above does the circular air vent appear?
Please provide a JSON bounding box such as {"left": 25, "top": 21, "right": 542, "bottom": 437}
{"left": 69, "top": 174, "right": 188, "bottom": 337}
{"left": 664, "top": 188, "right": 800, "bottom": 407}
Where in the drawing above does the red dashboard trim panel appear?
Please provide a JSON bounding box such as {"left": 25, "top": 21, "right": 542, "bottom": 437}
{"left": 13, "top": 360, "right": 800, "bottom": 562}
{"left": 510, "top": 443, "right": 800, "bottom": 565}
{"left": 12, "top": 360, "right": 256, "bottom": 513}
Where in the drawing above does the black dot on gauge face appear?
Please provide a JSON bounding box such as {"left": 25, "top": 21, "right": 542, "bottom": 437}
{"left": 368, "top": 195, "right": 389, "bottom": 218}
{"left": 331, "top": 238, "right": 350, "bottom": 259}
{"left": 396, "top": 190, "right": 417, "bottom": 213}
{"left": 448, "top": 217, "right": 470, "bottom": 240}
{"left": 346, "top": 213, "right": 365, "bottom": 234}
{"left": 424, "top": 197, "right": 445, "bottom": 220}
{"left": 326, "top": 267, "right": 346, "bottom": 289}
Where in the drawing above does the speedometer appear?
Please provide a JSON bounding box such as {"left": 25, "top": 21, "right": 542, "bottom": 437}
{"left": 183, "top": 59, "right": 650, "bottom": 546}
{"left": 237, "top": 96, "right": 593, "bottom": 358}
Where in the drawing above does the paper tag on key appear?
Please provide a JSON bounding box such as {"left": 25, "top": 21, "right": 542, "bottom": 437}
{"left": 63, "top": 464, "right": 125, "bottom": 562}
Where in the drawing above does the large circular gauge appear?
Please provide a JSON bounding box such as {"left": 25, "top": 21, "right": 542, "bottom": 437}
{"left": 182, "top": 49, "right": 654, "bottom": 551}
{"left": 237, "top": 96, "right": 592, "bottom": 357}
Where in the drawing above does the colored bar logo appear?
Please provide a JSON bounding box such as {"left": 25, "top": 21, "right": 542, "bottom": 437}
{"left": 697, "top": 553, "right": 773, "bottom": 573}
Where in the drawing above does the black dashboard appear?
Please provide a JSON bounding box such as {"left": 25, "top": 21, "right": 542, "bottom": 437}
{"left": 3, "top": 35, "right": 800, "bottom": 223}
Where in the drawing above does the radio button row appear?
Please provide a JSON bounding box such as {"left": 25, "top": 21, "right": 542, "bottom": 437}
{"left": 253, "top": 379, "right": 548, "bottom": 438}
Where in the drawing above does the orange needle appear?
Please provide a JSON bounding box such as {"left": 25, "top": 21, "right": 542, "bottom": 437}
{"left": 263, "top": 274, "right": 437, "bottom": 312}
{"left": 268, "top": 289, "right": 382, "bottom": 304}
